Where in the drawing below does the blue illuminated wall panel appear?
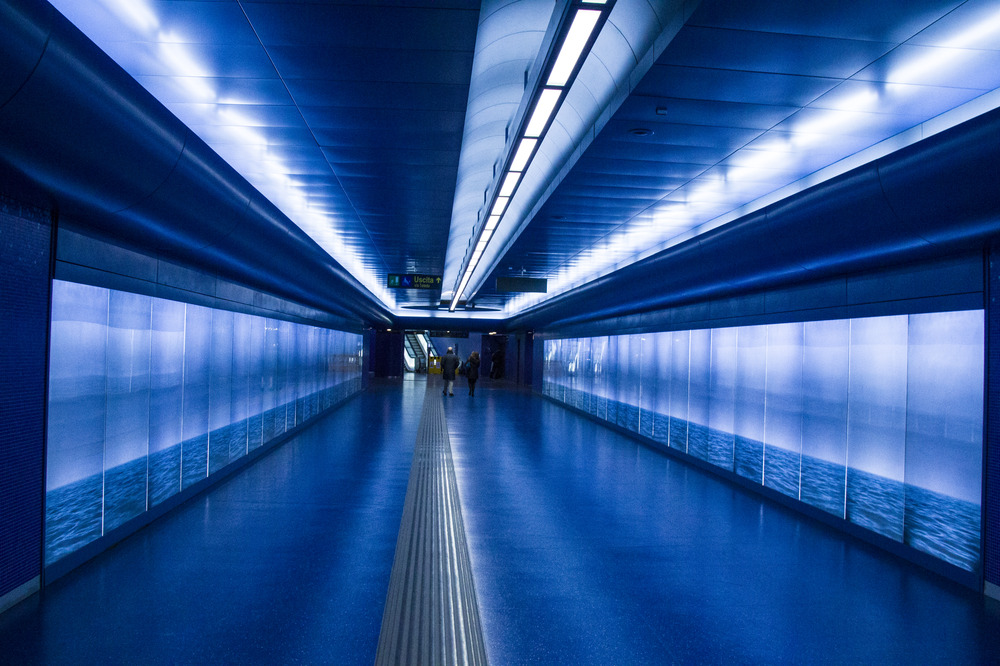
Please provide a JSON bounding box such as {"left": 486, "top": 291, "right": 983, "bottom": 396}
{"left": 800, "top": 320, "right": 849, "bottom": 517}
{"left": 104, "top": 291, "right": 152, "bottom": 532}
{"left": 543, "top": 310, "right": 984, "bottom": 573}
{"left": 668, "top": 331, "right": 690, "bottom": 453}
{"left": 45, "top": 280, "right": 363, "bottom": 566}
{"left": 846, "top": 316, "right": 907, "bottom": 542}
{"left": 148, "top": 299, "right": 185, "bottom": 506}
{"left": 734, "top": 326, "right": 766, "bottom": 483}
{"left": 46, "top": 282, "right": 108, "bottom": 558}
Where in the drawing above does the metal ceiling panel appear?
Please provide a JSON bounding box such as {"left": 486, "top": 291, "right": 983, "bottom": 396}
{"left": 663, "top": 26, "right": 895, "bottom": 78}
{"left": 323, "top": 147, "right": 462, "bottom": 166}
{"left": 686, "top": 0, "right": 965, "bottom": 42}
{"left": 98, "top": 41, "right": 279, "bottom": 78}
{"left": 286, "top": 80, "right": 472, "bottom": 111}
{"left": 909, "top": 0, "right": 1000, "bottom": 49}
{"left": 266, "top": 44, "right": 475, "bottom": 85}
{"left": 242, "top": 3, "right": 480, "bottom": 50}
{"left": 636, "top": 65, "right": 842, "bottom": 107}
{"left": 595, "top": 123, "right": 764, "bottom": 151}
{"left": 852, "top": 44, "right": 1000, "bottom": 89}
{"left": 133, "top": 76, "right": 294, "bottom": 105}
{"left": 613, "top": 96, "right": 799, "bottom": 130}
{"left": 574, "top": 156, "right": 711, "bottom": 178}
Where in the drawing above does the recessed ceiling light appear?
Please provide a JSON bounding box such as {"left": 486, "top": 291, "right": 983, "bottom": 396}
{"left": 628, "top": 127, "right": 654, "bottom": 137}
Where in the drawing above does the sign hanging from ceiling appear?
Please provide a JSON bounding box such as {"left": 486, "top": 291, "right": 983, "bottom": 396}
{"left": 496, "top": 276, "right": 547, "bottom": 293}
{"left": 387, "top": 274, "right": 442, "bottom": 289}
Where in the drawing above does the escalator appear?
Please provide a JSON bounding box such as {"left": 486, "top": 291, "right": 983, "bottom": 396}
{"left": 404, "top": 331, "right": 437, "bottom": 373}
{"left": 403, "top": 332, "right": 423, "bottom": 373}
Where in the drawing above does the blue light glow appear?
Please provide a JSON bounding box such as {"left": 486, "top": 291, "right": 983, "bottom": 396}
{"left": 544, "top": 309, "right": 985, "bottom": 571}
{"left": 45, "top": 281, "right": 364, "bottom": 564}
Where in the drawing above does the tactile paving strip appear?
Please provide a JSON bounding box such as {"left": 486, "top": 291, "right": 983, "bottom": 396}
{"left": 375, "top": 390, "right": 488, "bottom": 665}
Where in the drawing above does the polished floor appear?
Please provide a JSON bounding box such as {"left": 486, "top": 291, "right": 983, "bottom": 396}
{"left": 2, "top": 377, "right": 999, "bottom": 664}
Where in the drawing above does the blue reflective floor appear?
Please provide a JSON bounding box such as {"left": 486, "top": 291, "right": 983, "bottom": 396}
{"left": 2, "top": 378, "right": 999, "bottom": 664}
{"left": 445, "top": 382, "right": 1000, "bottom": 665}
{"left": 0, "top": 379, "right": 424, "bottom": 664}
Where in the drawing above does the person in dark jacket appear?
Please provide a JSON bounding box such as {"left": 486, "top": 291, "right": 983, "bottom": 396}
{"left": 466, "top": 351, "right": 481, "bottom": 396}
{"left": 490, "top": 348, "right": 504, "bottom": 379}
{"left": 441, "top": 346, "right": 459, "bottom": 396}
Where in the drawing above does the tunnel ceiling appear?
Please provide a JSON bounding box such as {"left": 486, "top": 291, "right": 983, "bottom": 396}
{"left": 30, "top": 0, "right": 1000, "bottom": 323}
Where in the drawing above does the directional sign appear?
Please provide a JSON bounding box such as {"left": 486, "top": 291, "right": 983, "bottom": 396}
{"left": 496, "top": 276, "right": 547, "bottom": 293}
{"left": 387, "top": 274, "right": 443, "bottom": 290}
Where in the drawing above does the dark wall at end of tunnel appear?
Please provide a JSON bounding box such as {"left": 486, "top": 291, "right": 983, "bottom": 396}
{"left": 0, "top": 196, "right": 53, "bottom": 612}
{"left": 373, "top": 330, "right": 404, "bottom": 378}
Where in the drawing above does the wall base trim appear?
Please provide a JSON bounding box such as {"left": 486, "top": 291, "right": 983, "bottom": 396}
{"left": 0, "top": 577, "right": 40, "bottom": 615}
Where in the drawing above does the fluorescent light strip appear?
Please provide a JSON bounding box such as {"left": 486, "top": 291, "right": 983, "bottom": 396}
{"left": 547, "top": 9, "right": 602, "bottom": 87}
{"left": 499, "top": 171, "right": 521, "bottom": 198}
{"left": 452, "top": 270, "right": 473, "bottom": 309}
{"left": 510, "top": 137, "right": 538, "bottom": 172}
{"left": 491, "top": 196, "right": 510, "bottom": 217}
{"left": 455, "top": 4, "right": 609, "bottom": 310}
{"left": 524, "top": 88, "right": 562, "bottom": 137}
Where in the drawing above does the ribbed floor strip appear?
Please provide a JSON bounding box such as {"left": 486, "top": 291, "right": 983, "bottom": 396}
{"left": 375, "top": 389, "right": 488, "bottom": 666}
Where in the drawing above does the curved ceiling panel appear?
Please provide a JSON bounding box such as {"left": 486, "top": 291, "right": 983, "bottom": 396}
{"left": 508, "top": 106, "right": 1000, "bottom": 330}
{"left": 0, "top": 0, "right": 391, "bottom": 325}
{"left": 0, "top": 1, "right": 53, "bottom": 107}
{"left": 0, "top": 1, "right": 185, "bottom": 216}
{"left": 441, "top": 0, "right": 553, "bottom": 301}
{"left": 878, "top": 110, "right": 1000, "bottom": 244}
{"left": 450, "top": 0, "right": 691, "bottom": 303}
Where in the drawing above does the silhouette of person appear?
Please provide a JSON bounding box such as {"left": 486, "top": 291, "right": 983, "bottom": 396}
{"left": 466, "top": 351, "right": 481, "bottom": 396}
{"left": 441, "top": 346, "right": 459, "bottom": 396}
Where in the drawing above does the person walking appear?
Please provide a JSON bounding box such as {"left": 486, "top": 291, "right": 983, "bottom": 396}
{"left": 441, "top": 346, "right": 459, "bottom": 397}
{"left": 466, "top": 351, "right": 481, "bottom": 396}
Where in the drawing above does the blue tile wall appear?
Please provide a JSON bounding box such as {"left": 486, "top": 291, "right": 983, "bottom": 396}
{"left": 45, "top": 280, "right": 364, "bottom": 566}
{"left": 544, "top": 310, "right": 985, "bottom": 573}
{"left": 987, "top": 251, "right": 1000, "bottom": 587}
{"left": 0, "top": 203, "right": 51, "bottom": 599}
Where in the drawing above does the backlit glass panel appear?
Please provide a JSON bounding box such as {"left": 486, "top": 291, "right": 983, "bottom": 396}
{"left": 45, "top": 281, "right": 363, "bottom": 565}
{"left": 543, "top": 310, "right": 984, "bottom": 572}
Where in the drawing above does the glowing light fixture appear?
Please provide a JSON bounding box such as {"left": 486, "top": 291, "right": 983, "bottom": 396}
{"left": 547, "top": 10, "right": 602, "bottom": 87}
{"left": 491, "top": 196, "right": 510, "bottom": 217}
{"left": 449, "top": 0, "right": 615, "bottom": 311}
{"left": 499, "top": 172, "right": 521, "bottom": 198}
{"left": 509, "top": 138, "right": 538, "bottom": 172}
{"left": 525, "top": 88, "right": 563, "bottom": 137}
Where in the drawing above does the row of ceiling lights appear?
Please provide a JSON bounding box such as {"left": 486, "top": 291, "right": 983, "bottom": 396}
{"left": 449, "top": 0, "right": 616, "bottom": 312}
